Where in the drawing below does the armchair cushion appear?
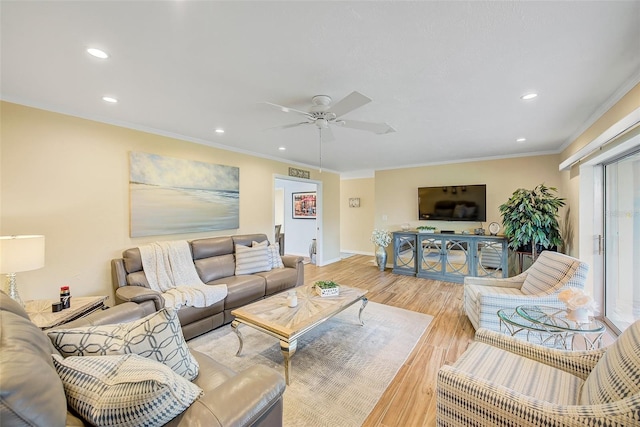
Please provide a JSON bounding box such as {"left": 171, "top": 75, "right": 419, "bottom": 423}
{"left": 53, "top": 353, "right": 202, "bottom": 427}
{"left": 451, "top": 340, "right": 582, "bottom": 405}
{"left": 47, "top": 308, "right": 199, "bottom": 381}
{"left": 520, "top": 251, "right": 585, "bottom": 295}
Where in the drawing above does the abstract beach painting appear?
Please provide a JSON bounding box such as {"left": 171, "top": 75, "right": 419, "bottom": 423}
{"left": 129, "top": 152, "right": 239, "bottom": 237}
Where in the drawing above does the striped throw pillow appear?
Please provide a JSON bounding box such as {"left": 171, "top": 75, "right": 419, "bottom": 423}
{"left": 235, "top": 242, "right": 271, "bottom": 275}
{"left": 53, "top": 353, "right": 202, "bottom": 427}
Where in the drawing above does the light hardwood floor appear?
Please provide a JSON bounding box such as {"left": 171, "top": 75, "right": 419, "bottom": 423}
{"left": 303, "top": 254, "right": 476, "bottom": 427}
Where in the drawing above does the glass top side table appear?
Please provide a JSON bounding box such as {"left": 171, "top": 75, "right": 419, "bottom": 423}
{"left": 497, "top": 305, "right": 605, "bottom": 350}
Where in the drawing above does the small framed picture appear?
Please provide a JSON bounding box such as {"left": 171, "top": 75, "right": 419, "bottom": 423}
{"left": 292, "top": 192, "right": 316, "bottom": 219}
{"left": 349, "top": 198, "right": 360, "bottom": 208}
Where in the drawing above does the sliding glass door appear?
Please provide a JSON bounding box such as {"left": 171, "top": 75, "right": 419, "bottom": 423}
{"left": 603, "top": 149, "right": 640, "bottom": 333}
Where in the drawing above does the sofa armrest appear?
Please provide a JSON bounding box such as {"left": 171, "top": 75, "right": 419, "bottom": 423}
{"left": 115, "top": 286, "right": 165, "bottom": 311}
{"left": 281, "top": 255, "right": 302, "bottom": 269}
{"left": 50, "top": 302, "right": 149, "bottom": 330}
{"left": 474, "top": 328, "right": 605, "bottom": 380}
{"left": 173, "top": 364, "right": 286, "bottom": 427}
{"left": 281, "top": 255, "right": 304, "bottom": 287}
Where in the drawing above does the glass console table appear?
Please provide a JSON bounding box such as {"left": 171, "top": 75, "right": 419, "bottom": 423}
{"left": 497, "top": 305, "right": 605, "bottom": 350}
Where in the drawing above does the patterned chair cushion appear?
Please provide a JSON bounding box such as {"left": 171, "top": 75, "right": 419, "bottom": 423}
{"left": 53, "top": 353, "right": 202, "bottom": 427}
{"left": 520, "top": 251, "right": 582, "bottom": 295}
{"left": 452, "top": 341, "right": 583, "bottom": 405}
{"left": 235, "top": 241, "right": 271, "bottom": 275}
{"left": 47, "top": 308, "right": 199, "bottom": 380}
{"left": 581, "top": 320, "right": 640, "bottom": 405}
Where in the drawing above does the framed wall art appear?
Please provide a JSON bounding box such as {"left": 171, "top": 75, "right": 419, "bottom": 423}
{"left": 129, "top": 152, "right": 239, "bottom": 237}
{"left": 292, "top": 192, "right": 316, "bottom": 219}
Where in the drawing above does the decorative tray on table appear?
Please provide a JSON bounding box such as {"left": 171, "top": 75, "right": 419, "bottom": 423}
{"left": 314, "top": 280, "right": 340, "bottom": 297}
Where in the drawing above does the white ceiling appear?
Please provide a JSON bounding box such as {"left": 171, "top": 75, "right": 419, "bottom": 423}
{"left": 2, "top": 1, "right": 639, "bottom": 176}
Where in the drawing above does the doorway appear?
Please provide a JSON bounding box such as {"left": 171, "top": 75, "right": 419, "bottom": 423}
{"left": 274, "top": 176, "right": 321, "bottom": 264}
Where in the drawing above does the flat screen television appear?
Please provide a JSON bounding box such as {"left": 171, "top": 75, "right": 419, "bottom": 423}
{"left": 418, "top": 185, "right": 486, "bottom": 222}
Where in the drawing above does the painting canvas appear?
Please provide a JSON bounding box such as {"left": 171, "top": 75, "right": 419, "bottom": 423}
{"left": 129, "top": 152, "right": 239, "bottom": 237}
{"left": 292, "top": 192, "right": 316, "bottom": 219}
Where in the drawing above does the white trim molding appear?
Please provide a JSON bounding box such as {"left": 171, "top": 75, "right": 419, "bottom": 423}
{"left": 559, "top": 106, "right": 640, "bottom": 171}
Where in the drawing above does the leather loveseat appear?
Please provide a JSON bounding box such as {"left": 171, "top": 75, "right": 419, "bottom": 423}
{"left": 111, "top": 233, "right": 304, "bottom": 340}
{"left": 0, "top": 292, "right": 286, "bottom": 427}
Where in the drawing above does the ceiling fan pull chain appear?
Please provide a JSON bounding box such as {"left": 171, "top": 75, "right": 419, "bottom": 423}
{"left": 318, "top": 127, "right": 323, "bottom": 173}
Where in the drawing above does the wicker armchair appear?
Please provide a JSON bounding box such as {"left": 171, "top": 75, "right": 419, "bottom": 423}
{"left": 463, "top": 250, "right": 589, "bottom": 331}
{"left": 437, "top": 323, "right": 640, "bottom": 426}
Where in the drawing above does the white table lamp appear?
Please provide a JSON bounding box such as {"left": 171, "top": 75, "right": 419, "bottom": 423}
{"left": 0, "top": 235, "right": 45, "bottom": 306}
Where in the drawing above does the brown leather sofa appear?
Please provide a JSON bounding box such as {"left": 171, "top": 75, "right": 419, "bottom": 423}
{"left": 111, "top": 233, "right": 304, "bottom": 340}
{"left": 0, "top": 292, "right": 286, "bottom": 427}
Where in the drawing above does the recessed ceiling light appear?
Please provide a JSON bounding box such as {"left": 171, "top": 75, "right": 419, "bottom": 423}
{"left": 102, "top": 96, "right": 118, "bottom": 103}
{"left": 278, "top": 146, "right": 286, "bottom": 151}
{"left": 516, "top": 138, "right": 527, "bottom": 143}
{"left": 520, "top": 93, "right": 538, "bottom": 100}
{"left": 87, "top": 48, "right": 109, "bottom": 59}
{"left": 215, "top": 128, "right": 224, "bottom": 134}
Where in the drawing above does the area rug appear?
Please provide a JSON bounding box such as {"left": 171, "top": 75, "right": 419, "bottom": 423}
{"left": 189, "top": 301, "right": 432, "bottom": 427}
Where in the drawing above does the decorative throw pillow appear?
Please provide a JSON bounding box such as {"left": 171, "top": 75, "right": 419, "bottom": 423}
{"left": 47, "top": 308, "right": 199, "bottom": 380}
{"left": 267, "top": 243, "right": 285, "bottom": 269}
{"left": 235, "top": 242, "right": 271, "bottom": 275}
{"left": 53, "top": 353, "right": 202, "bottom": 427}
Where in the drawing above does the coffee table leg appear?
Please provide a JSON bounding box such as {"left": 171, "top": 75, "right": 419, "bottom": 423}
{"left": 280, "top": 339, "right": 297, "bottom": 385}
{"left": 358, "top": 297, "right": 369, "bottom": 326}
{"left": 231, "top": 320, "right": 244, "bottom": 356}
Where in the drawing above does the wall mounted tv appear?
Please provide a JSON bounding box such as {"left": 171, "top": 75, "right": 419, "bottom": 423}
{"left": 418, "top": 185, "right": 486, "bottom": 222}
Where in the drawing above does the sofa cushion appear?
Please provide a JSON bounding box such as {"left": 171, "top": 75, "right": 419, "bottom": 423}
{"left": 0, "top": 293, "right": 68, "bottom": 427}
{"left": 47, "top": 308, "right": 199, "bottom": 380}
{"left": 195, "top": 253, "right": 236, "bottom": 283}
{"left": 235, "top": 243, "right": 271, "bottom": 275}
{"left": 53, "top": 353, "right": 202, "bottom": 427}
{"left": 222, "top": 276, "right": 267, "bottom": 310}
{"left": 581, "top": 320, "right": 640, "bottom": 405}
{"left": 256, "top": 268, "right": 299, "bottom": 296}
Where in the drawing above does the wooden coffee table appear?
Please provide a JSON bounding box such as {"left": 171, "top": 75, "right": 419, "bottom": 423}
{"left": 231, "top": 284, "right": 368, "bottom": 384}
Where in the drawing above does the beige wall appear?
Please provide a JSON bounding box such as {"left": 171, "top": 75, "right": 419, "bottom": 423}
{"left": 340, "top": 177, "right": 375, "bottom": 254}
{"left": 0, "top": 102, "right": 340, "bottom": 301}
{"left": 557, "top": 83, "right": 640, "bottom": 295}
{"left": 374, "top": 154, "right": 563, "bottom": 233}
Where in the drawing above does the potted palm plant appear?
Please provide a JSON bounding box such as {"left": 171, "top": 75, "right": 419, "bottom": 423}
{"left": 499, "top": 184, "right": 565, "bottom": 260}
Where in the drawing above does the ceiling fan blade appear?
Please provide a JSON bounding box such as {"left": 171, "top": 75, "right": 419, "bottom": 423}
{"left": 328, "top": 91, "right": 372, "bottom": 118}
{"left": 263, "top": 102, "right": 313, "bottom": 118}
{"left": 264, "top": 121, "right": 310, "bottom": 131}
{"left": 340, "top": 119, "right": 396, "bottom": 135}
{"left": 320, "top": 126, "right": 335, "bottom": 143}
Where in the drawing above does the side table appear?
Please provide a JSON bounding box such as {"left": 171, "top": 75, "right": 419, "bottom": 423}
{"left": 24, "top": 295, "right": 109, "bottom": 329}
{"left": 497, "top": 305, "right": 605, "bottom": 350}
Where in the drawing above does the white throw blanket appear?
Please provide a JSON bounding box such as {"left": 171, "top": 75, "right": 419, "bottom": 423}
{"left": 139, "top": 240, "right": 227, "bottom": 309}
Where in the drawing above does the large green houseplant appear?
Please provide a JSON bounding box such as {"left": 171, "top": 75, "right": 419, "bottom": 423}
{"left": 499, "top": 184, "right": 565, "bottom": 259}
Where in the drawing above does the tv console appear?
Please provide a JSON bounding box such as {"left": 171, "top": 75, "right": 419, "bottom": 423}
{"left": 392, "top": 231, "right": 508, "bottom": 283}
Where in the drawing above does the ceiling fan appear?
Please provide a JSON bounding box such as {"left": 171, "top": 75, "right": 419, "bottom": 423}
{"left": 264, "top": 91, "right": 396, "bottom": 143}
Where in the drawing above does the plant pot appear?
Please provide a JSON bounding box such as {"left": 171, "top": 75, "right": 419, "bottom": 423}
{"left": 375, "top": 246, "right": 387, "bottom": 271}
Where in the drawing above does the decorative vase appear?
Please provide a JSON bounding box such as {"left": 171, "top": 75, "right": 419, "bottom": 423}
{"left": 567, "top": 307, "right": 590, "bottom": 324}
{"left": 375, "top": 246, "right": 387, "bottom": 271}
{"left": 309, "top": 238, "right": 317, "bottom": 265}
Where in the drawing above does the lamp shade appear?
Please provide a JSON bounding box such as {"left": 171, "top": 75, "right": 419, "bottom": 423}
{"left": 0, "top": 235, "right": 45, "bottom": 273}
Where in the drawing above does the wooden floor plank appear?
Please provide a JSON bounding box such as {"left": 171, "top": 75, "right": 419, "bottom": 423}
{"left": 303, "top": 255, "right": 476, "bottom": 427}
